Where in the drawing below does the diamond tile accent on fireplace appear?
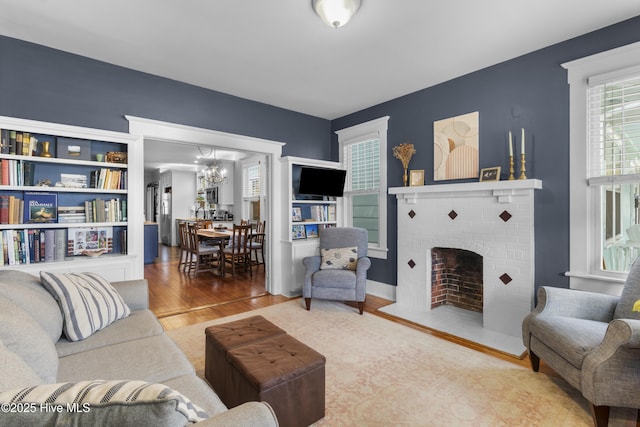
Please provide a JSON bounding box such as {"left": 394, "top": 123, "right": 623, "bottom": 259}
{"left": 499, "top": 210, "right": 512, "bottom": 222}
{"left": 408, "top": 259, "right": 416, "bottom": 269}
{"left": 408, "top": 210, "right": 416, "bottom": 219}
{"left": 448, "top": 210, "right": 458, "bottom": 220}
{"left": 499, "top": 273, "right": 512, "bottom": 284}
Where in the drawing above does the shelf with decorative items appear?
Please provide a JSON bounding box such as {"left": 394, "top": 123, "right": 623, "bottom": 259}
{"left": 0, "top": 115, "right": 143, "bottom": 281}
{"left": 281, "top": 156, "right": 344, "bottom": 296}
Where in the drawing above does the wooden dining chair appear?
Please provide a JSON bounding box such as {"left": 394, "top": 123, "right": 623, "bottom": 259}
{"left": 177, "top": 221, "right": 191, "bottom": 272}
{"left": 186, "top": 223, "right": 220, "bottom": 275}
{"left": 222, "top": 224, "right": 252, "bottom": 279}
{"left": 249, "top": 220, "right": 266, "bottom": 270}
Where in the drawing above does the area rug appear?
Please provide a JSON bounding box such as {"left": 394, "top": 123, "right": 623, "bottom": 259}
{"left": 167, "top": 300, "right": 637, "bottom": 426}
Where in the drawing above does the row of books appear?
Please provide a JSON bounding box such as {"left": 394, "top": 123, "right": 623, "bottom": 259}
{"left": 0, "top": 195, "right": 127, "bottom": 224}
{"left": 0, "top": 228, "right": 67, "bottom": 266}
{"left": 90, "top": 169, "right": 127, "bottom": 190}
{"left": 0, "top": 195, "right": 25, "bottom": 224}
{"left": 309, "top": 205, "right": 337, "bottom": 222}
{"left": 0, "top": 129, "right": 38, "bottom": 156}
{"left": 0, "top": 159, "right": 35, "bottom": 186}
{"left": 83, "top": 198, "right": 127, "bottom": 223}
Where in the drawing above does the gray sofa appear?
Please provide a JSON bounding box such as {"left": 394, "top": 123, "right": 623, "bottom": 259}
{"left": 0, "top": 270, "right": 278, "bottom": 426}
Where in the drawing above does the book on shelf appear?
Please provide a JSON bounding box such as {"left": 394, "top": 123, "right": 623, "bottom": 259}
{"left": 67, "top": 226, "right": 113, "bottom": 256}
{"left": 15, "top": 132, "right": 22, "bottom": 157}
{"left": 44, "top": 229, "right": 55, "bottom": 262}
{"left": 22, "top": 161, "right": 35, "bottom": 186}
{"left": 23, "top": 192, "right": 57, "bottom": 224}
{"left": 8, "top": 131, "right": 16, "bottom": 155}
{"left": 0, "top": 129, "right": 8, "bottom": 154}
{"left": 54, "top": 229, "right": 67, "bottom": 260}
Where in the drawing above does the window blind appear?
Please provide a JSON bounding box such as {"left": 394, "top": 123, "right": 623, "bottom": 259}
{"left": 588, "top": 73, "right": 640, "bottom": 184}
{"left": 345, "top": 138, "right": 380, "bottom": 192}
{"left": 243, "top": 164, "right": 261, "bottom": 197}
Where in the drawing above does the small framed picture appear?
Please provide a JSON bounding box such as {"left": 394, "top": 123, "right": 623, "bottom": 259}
{"left": 292, "top": 207, "right": 302, "bottom": 222}
{"left": 410, "top": 170, "right": 425, "bottom": 186}
{"left": 480, "top": 167, "right": 501, "bottom": 182}
{"left": 292, "top": 224, "right": 306, "bottom": 240}
{"left": 305, "top": 224, "right": 319, "bottom": 238}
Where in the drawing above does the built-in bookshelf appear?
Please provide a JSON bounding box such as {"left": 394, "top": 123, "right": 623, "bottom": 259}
{"left": 0, "top": 115, "right": 143, "bottom": 281}
{"left": 281, "top": 156, "right": 344, "bottom": 296}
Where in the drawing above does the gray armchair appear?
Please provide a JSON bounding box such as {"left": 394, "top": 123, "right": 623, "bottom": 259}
{"left": 303, "top": 227, "right": 371, "bottom": 314}
{"left": 522, "top": 258, "right": 640, "bottom": 427}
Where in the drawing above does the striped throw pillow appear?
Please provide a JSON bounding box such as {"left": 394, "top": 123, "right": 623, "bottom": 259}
{"left": 0, "top": 380, "right": 209, "bottom": 426}
{"left": 40, "top": 272, "right": 131, "bottom": 341}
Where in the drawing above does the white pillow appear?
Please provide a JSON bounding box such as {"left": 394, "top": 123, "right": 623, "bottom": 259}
{"left": 320, "top": 246, "right": 358, "bottom": 270}
{"left": 40, "top": 272, "right": 131, "bottom": 341}
{"left": 0, "top": 380, "right": 209, "bottom": 426}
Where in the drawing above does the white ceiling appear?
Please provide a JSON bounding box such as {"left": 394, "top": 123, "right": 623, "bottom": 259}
{"left": 1, "top": 1, "right": 639, "bottom": 170}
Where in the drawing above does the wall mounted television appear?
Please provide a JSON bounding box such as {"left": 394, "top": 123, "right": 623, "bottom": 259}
{"left": 297, "top": 166, "right": 347, "bottom": 198}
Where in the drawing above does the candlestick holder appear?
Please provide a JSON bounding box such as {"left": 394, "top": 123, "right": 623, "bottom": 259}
{"left": 519, "top": 153, "right": 527, "bottom": 180}
{"left": 508, "top": 155, "right": 515, "bottom": 180}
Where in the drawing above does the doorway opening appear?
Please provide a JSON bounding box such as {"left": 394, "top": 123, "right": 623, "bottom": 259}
{"left": 128, "top": 116, "right": 285, "bottom": 318}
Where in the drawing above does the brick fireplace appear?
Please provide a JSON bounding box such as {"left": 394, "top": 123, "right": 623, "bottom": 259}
{"left": 382, "top": 180, "right": 542, "bottom": 356}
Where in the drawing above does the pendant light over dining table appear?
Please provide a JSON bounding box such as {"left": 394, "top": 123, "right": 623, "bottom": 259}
{"left": 312, "top": 0, "right": 361, "bottom": 29}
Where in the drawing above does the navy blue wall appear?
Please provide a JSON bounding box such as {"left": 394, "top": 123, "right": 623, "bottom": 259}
{"left": 2, "top": 15, "right": 640, "bottom": 291}
{"left": 0, "top": 36, "right": 331, "bottom": 159}
{"left": 331, "top": 15, "right": 640, "bottom": 289}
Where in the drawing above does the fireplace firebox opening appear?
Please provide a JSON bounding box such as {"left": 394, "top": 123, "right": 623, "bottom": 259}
{"left": 431, "top": 247, "right": 483, "bottom": 313}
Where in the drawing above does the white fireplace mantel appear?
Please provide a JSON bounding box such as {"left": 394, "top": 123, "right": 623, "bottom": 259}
{"left": 383, "top": 178, "right": 543, "bottom": 356}
{"left": 389, "top": 179, "right": 542, "bottom": 204}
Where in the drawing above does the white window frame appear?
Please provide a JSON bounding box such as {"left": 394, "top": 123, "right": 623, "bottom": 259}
{"left": 336, "top": 116, "right": 389, "bottom": 259}
{"left": 563, "top": 41, "right": 640, "bottom": 291}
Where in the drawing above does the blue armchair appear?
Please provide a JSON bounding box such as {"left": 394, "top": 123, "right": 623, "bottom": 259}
{"left": 522, "top": 258, "right": 640, "bottom": 427}
{"left": 303, "top": 227, "right": 371, "bottom": 314}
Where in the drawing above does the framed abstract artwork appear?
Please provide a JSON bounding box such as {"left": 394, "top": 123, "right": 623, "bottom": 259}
{"left": 433, "top": 111, "right": 479, "bottom": 181}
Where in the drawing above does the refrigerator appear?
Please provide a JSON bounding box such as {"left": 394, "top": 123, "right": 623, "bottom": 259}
{"left": 160, "top": 188, "right": 172, "bottom": 245}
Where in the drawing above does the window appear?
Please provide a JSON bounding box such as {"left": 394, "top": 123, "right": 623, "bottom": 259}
{"left": 337, "top": 116, "right": 389, "bottom": 259}
{"left": 588, "top": 74, "right": 640, "bottom": 272}
{"left": 243, "top": 163, "right": 261, "bottom": 198}
{"left": 564, "top": 41, "right": 640, "bottom": 286}
{"left": 242, "top": 160, "right": 263, "bottom": 221}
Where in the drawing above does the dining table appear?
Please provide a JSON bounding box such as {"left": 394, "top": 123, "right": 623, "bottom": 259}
{"left": 196, "top": 229, "right": 232, "bottom": 276}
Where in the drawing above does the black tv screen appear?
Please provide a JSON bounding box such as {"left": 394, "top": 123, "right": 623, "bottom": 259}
{"left": 298, "top": 166, "right": 347, "bottom": 197}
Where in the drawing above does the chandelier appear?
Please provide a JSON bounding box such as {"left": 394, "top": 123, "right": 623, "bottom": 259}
{"left": 204, "top": 163, "right": 226, "bottom": 185}
{"left": 198, "top": 146, "right": 227, "bottom": 185}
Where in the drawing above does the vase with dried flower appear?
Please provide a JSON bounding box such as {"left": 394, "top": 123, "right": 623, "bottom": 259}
{"left": 392, "top": 143, "right": 416, "bottom": 186}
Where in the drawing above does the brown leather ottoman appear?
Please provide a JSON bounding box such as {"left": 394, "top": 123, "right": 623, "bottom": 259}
{"left": 225, "top": 334, "right": 326, "bottom": 427}
{"left": 205, "top": 315, "right": 285, "bottom": 403}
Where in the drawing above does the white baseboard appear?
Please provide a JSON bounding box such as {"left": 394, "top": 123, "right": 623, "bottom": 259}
{"left": 366, "top": 280, "right": 396, "bottom": 301}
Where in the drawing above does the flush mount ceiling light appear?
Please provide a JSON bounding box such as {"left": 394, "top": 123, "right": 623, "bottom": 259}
{"left": 312, "top": 0, "right": 361, "bottom": 29}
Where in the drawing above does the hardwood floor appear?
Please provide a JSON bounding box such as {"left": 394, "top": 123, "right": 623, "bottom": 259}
{"left": 147, "top": 244, "right": 537, "bottom": 370}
